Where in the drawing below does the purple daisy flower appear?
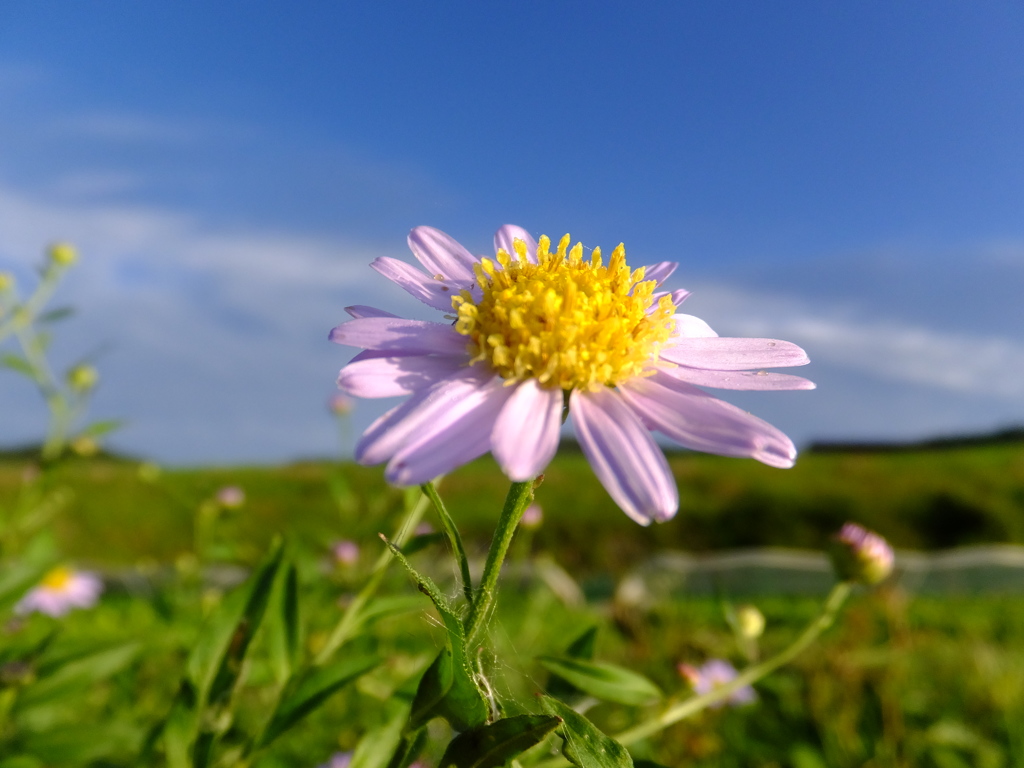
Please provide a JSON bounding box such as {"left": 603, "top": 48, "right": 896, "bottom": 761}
{"left": 16, "top": 566, "right": 103, "bottom": 617}
{"left": 330, "top": 225, "right": 813, "bottom": 524}
{"left": 678, "top": 659, "right": 757, "bottom": 707}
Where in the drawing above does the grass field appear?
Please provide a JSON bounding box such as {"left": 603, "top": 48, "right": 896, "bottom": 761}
{"left": 2, "top": 439, "right": 1024, "bottom": 766}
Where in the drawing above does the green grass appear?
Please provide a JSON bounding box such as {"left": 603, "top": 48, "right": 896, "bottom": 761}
{"left": 3, "top": 438, "right": 1023, "bottom": 572}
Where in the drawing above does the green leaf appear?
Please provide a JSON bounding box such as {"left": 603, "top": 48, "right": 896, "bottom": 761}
{"left": 79, "top": 419, "right": 124, "bottom": 438}
{"left": 19, "top": 721, "right": 143, "bottom": 764}
{"left": 260, "top": 654, "right": 379, "bottom": 746}
{"left": 162, "top": 684, "right": 201, "bottom": 768}
{"left": 548, "top": 626, "right": 598, "bottom": 699}
{"left": 401, "top": 531, "right": 446, "bottom": 556}
{"left": 1, "top": 353, "right": 36, "bottom": 378}
{"left": 37, "top": 306, "right": 75, "bottom": 324}
{"left": 350, "top": 700, "right": 411, "bottom": 768}
{"left": 186, "top": 541, "right": 285, "bottom": 705}
{"left": 540, "top": 696, "right": 633, "bottom": 768}
{"left": 18, "top": 642, "right": 141, "bottom": 709}
{"left": 439, "top": 715, "right": 562, "bottom": 768}
{"left": 265, "top": 560, "right": 301, "bottom": 685}
{"left": 537, "top": 657, "right": 662, "bottom": 707}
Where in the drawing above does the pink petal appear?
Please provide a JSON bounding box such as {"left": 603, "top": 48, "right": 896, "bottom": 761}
{"left": 371, "top": 257, "right": 461, "bottom": 311}
{"left": 491, "top": 380, "right": 563, "bottom": 481}
{"left": 384, "top": 376, "right": 514, "bottom": 485}
{"left": 670, "top": 313, "right": 718, "bottom": 338}
{"left": 345, "top": 305, "right": 400, "bottom": 319}
{"left": 619, "top": 370, "right": 797, "bottom": 468}
{"left": 329, "top": 317, "right": 468, "bottom": 356}
{"left": 494, "top": 225, "right": 539, "bottom": 264}
{"left": 660, "top": 337, "right": 810, "bottom": 370}
{"left": 407, "top": 226, "right": 478, "bottom": 282}
{"left": 660, "top": 366, "right": 816, "bottom": 391}
{"left": 356, "top": 367, "right": 496, "bottom": 466}
{"left": 569, "top": 388, "right": 678, "bottom": 525}
{"left": 338, "top": 355, "right": 468, "bottom": 398}
{"left": 642, "top": 261, "right": 678, "bottom": 286}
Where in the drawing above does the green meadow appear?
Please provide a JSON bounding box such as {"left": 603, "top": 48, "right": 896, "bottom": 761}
{"left": 2, "top": 437, "right": 1023, "bottom": 766}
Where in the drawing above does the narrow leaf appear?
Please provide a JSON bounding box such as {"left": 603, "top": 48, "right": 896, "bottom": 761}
{"left": 440, "top": 715, "right": 562, "bottom": 768}
{"left": 548, "top": 626, "right": 598, "bottom": 699}
{"left": 1, "top": 354, "right": 35, "bottom": 377}
{"left": 541, "top": 696, "right": 633, "bottom": 768}
{"left": 537, "top": 657, "right": 662, "bottom": 706}
{"left": 265, "top": 560, "right": 301, "bottom": 685}
{"left": 260, "top": 654, "right": 379, "bottom": 746}
{"left": 350, "top": 701, "right": 410, "bottom": 768}
{"left": 19, "top": 642, "right": 141, "bottom": 708}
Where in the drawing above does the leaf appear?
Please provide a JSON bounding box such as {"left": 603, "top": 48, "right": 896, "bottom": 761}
{"left": 401, "top": 531, "right": 446, "bottom": 556}
{"left": 439, "top": 715, "right": 562, "bottom": 768}
{"left": 79, "top": 419, "right": 124, "bottom": 437}
{"left": 350, "top": 700, "right": 411, "bottom": 768}
{"left": 265, "top": 560, "right": 301, "bottom": 685}
{"left": 259, "top": 654, "right": 379, "bottom": 746}
{"left": 18, "top": 642, "right": 141, "bottom": 709}
{"left": 162, "top": 684, "right": 201, "bottom": 768}
{"left": 537, "top": 657, "right": 662, "bottom": 706}
{"left": 37, "top": 306, "right": 75, "bottom": 324}
{"left": 19, "top": 721, "right": 143, "bottom": 764}
{"left": 548, "top": 626, "right": 598, "bottom": 699}
{"left": 1, "top": 354, "right": 35, "bottom": 378}
{"left": 540, "top": 696, "right": 633, "bottom": 768}
{"left": 186, "top": 541, "right": 284, "bottom": 705}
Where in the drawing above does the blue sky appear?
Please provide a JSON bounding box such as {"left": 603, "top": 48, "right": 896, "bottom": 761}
{"left": 1, "top": 1, "right": 1023, "bottom": 464}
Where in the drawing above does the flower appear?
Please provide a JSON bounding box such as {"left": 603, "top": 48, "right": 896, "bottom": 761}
{"left": 830, "top": 522, "right": 894, "bottom": 585}
{"left": 316, "top": 752, "right": 353, "bottom": 768}
{"left": 216, "top": 486, "right": 246, "bottom": 509}
{"left": 16, "top": 567, "right": 103, "bottom": 617}
{"left": 332, "top": 540, "right": 360, "bottom": 566}
{"left": 330, "top": 225, "right": 813, "bottom": 524}
{"left": 678, "top": 659, "right": 756, "bottom": 707}
{"left": 520, "top": 503, "right": 544, "bottom": 529}
{"left": 735, "top": 604, "right": 766, "bottom": 639}
{"left": 329, "top": 392, "right": 355, "bottom": 415}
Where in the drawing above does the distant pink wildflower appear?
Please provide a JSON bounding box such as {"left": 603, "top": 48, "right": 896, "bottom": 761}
{"left": 216, "top": 485, "right": 245, "bottom": 509}
{"left": 16, "top": 567, "right": 103, "bottom": 617}
{"left": 316, "top": 752, "right": 352, "bottom": 768}
{"left": 329, "top": 392, "right": 355, "bottom": 416}
{"left": 831, "top": 522, "right": 895, "bottom": 585}
{"left": 678, "top": 659, "right": 756, "bottom": 707}
{"left": 330, "top": 225, "right": 813, "bottom": 524}
{"left": 520, "top": 503, "right": 544, "bottom": 529}
{"left": 332, "top": 540, "right": 360, "bottom": 566}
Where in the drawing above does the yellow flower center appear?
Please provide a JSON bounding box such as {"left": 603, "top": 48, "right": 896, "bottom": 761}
{"left": 42, "top": 566, "right": 74, "bottom": 590}
{"left": 452, "top": 234, "right": 677, "bottom": 391}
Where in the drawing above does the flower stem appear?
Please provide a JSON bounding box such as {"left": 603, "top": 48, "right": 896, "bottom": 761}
{"left": 464, "top": 479, "right": 534, "bottom": 649}
{"left": 314, "top": 488, "right": 431, "bottom": 665}
{"left": 421, "top": 481, "right": 473, "bottom": 604}
{"left": 614, "top": 580, "right": 853, "bottom": 746}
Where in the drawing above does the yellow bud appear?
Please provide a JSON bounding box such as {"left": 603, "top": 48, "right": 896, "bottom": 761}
{"left": 0, "top": 272, "right": 13, "bottom": 292}
{"left": 736, "top": 604, "right": 766, "bottom": 639}
{"left": 137, "top": 462, "right": 162, "bottom": 482}
{"left": 70, "top": 436, "right": 99, "bottom": 457}
{"left": 67, "top": 364, "right": 99, "bottom": 391}
{"left": 48, "top": 242, "right": 78, "bottom": 266}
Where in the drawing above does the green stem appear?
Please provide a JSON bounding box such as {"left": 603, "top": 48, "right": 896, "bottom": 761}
{"left": 614, "top": 581, "right": 853, "bottom": 746}
{"left": 313, "top": 489, "right": 431, "bottom": 665}
{"left": 464, "top": 479, "right": 534, "bottom": 649}
{"left": 421, "top": 481, "right": 473, "bottom": 604}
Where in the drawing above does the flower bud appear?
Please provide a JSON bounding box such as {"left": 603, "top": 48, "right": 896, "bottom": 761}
{"left": 735, "top": 604, "right": 765, "bottom": 639}
{"left": 0, "top": 272, "right": 13, "bottom": 292}
{"left": 830, "top": 522, "right": 894, "bottom": 585}
{"left": 520, "top": 503, "right": 543, "bottom": 529}
{"left": 215, "top": 486, "right": 245, "bottom": 509}
{"left": 48, "top": 242, "right": 78, "bottom": 266}
{"left": 70, "top": 436, "right": 99, "bottom": 457}
{"left": 328, "top": 392, "right": 354, "bottom": 415}
{"left": 332, "top": 540, "right": 360, "bottom": 567}
{"left": 67, "top": 364, "right": 99, "bottom": 391}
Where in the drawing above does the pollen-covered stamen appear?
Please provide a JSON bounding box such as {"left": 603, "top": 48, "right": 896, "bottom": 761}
{"left": 452, "top": 234, "right": 678, "bottom": 390}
